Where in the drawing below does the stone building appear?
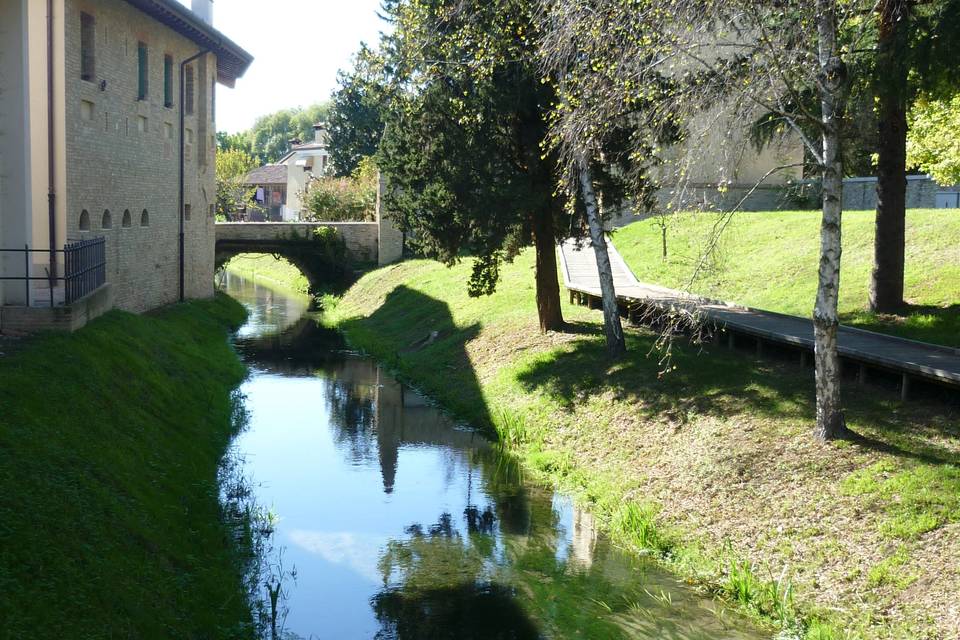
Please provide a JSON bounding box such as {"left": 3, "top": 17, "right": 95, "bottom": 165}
{"left": 0, "top": 0, "right": 252, "bottom": 331}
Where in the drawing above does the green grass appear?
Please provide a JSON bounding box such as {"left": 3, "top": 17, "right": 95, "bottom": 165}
{"left": 224, "top": 253, "right": 311, "bottom": 296}
{"left": 328, "top": 251, "right": 960, "bottom": 639}
{"left": 0, "top": 294, "right": 253, "bottom": 639}
{"left": 613, "top": 209, "right": 960, "bottom": 347}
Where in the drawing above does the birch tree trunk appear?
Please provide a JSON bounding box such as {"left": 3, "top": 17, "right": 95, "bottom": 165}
{"left": 814, "top": 0, "right": 848, "bottom": 440}
{"left": 578, "top": 160, "right": 626, "bottom": 357}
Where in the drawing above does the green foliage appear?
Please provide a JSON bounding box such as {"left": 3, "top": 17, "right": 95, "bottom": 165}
{"left": 220, "top": 102, "right": 331, "bottom": 164}
{"left": 329, "top": 45, "right": 387, "bottom": 176}
{"left": 907, "top": 93, "right": 960, "bottom": 185}
{"left": 216, "top": 130, "right": 254, "bottom": 156}
{"left": 300, "top": 157, "right": 378, "bottom": 222}
{"left": 0, "top": 295, "right": 251, "bottom": 638}
{"left": 375, "top": 0, "right": 564, "bottom": 295}
{"left": 215, "top": 148, "right": 258, "bottom": 219}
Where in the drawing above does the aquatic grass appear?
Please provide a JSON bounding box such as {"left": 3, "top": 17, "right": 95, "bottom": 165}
{"left": 614, "top": 503, "right": 672, "bottom": 553}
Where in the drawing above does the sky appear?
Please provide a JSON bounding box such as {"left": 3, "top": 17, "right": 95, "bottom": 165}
{"left": 177, "top": 0, "right": 390, "bottom": 134}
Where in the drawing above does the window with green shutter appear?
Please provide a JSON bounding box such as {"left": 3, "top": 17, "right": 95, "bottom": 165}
{"left": 137, "top": 42, "right": 148, "bottom": 100}
{"left": 163, "top": 55, "right": 173, "bottom": 107}
{"left": 80, "top": 13, "right": 95, "bottom": 81}
{"left": 185, "top": 66, "right": 194, "bottom": 115}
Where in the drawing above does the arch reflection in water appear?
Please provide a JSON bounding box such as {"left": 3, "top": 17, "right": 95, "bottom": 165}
{"left": 223, "top": 274, "right": 765, "bottom": 640}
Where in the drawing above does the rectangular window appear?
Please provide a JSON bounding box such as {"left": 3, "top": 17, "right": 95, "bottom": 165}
{"left": 80, "top": 13, "right": 95, "bottom": 80}
{"left": 185, "top": 66, "right": 194, "bottom": 115}
{"left": 137, "top": 42, "right": 148, "bottom": 100}
{"left": 163, "top": 55, "right": 173, "bottom": 108}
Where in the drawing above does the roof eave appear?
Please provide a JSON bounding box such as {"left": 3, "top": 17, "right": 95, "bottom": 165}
{"left": 122, "top": 0, "right": 253, "bottom": 87}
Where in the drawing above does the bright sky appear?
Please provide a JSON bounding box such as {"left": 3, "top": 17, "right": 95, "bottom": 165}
{"left": 176, "top": 0, "right": 389, "bottom": 134}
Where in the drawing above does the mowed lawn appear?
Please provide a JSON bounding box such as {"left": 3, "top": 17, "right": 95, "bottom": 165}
{"left": 613, "top": 209, "right": 960, "bottom": 347}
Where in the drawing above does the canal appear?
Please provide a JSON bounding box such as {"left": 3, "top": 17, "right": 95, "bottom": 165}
{"left": 223, "top": 272, "right": 767, "bottom": 639}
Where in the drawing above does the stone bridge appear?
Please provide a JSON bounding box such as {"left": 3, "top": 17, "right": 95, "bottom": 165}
{"left": 215, "top": 218, "right": 403, "bottom": 291}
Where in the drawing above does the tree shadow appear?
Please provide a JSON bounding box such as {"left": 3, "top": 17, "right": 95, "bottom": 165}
{"left": 514, "top": 321, "right": 960, "bottom": 467}
{"left": 336, "top": 285, "right": 492, "bottom": 432}
{"left": 372, "top": 582, "right": 541, "bottom": 640}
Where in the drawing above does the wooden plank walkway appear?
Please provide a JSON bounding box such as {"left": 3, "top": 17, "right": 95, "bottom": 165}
{"left": 558, "top": 238, "right": 960, "bottom": 396}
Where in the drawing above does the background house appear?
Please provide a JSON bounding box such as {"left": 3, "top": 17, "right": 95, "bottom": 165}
{"left": 0, "top": 0, "right": 252, "bottom": 331}
{"left": 242, "top": 164, "right": 288, "bottom": 221}
{"left": 278, "top": 122, "right": 332, "bottom": 219}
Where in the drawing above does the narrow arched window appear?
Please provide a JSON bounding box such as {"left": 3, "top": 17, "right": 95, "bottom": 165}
{"left": 122, "top": 209, "right": 132, "bottom": 227}
{"left": 101, "top": 209, "right": 112, "bottom": 229}
{"left": 79, "top": 210, "right": 90, "bottom": 231}
{"left": 140, "top": 209, "right": 149, "bottom": 227}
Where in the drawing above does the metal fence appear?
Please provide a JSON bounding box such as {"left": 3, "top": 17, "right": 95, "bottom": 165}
{"left": 0, "top": 237, "right": 106, "bottom": 307}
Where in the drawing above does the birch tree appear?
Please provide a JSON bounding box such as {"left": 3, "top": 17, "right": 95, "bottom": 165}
{"left": 537, "top": 0, "right": 873, "bottom": 439}
{"left": 578, "top": 159, "right": 627, "bottom": 356}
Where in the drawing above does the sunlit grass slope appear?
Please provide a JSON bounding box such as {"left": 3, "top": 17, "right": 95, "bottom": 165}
{"left": 224, "top": 252, "right": 311, "bottom": 295}
{"left": 613, "top": 209, "right": 960, "bottom": 347}
{"left": 329, "top": 252, "right": 960, "bottom": 640}
{"left": 0, "top": 295, "right": 250, "bottom": 639}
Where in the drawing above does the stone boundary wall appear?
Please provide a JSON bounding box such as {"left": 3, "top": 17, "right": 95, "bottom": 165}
{"left": 842, "top": 175, "right": 938, "bottom": 210}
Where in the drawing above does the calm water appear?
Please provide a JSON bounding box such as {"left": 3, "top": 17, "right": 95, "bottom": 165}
{"left": 223, "top": 272, "right": 767, "bottom": 640}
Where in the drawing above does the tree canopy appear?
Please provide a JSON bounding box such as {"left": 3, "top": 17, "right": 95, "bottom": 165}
{"left": 328, "top": 45, "right": 387, "bottom": 177}
{"left": 907, "top": 93, "right": 960, "bottom": 185}
{"left": 217, "top": 103, "right": 332, "bottom": 165}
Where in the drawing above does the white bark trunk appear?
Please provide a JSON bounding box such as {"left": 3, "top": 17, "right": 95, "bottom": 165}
{"left": 814, "top": 0, "right": 847, "bottom": 440}
{"left": 578, "top": 161, "right": 626, "bottom": 357}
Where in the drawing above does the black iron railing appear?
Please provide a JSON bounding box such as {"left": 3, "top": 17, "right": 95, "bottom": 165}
{"left": 0, "top": 237, "right": 106, "bottom": 307}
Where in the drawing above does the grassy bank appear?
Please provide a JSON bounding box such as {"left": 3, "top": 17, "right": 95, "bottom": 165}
{"left": 0, "top": 295, "right": 253, "bottom": 639}
{"left": 329, "top": 254, "right": 960, "bottom": 640}
{"left": 224, "top": 253, "right": 311, "bottom": 296}
{"left": 614, "top": 209, "right": 960, "bottom": 347}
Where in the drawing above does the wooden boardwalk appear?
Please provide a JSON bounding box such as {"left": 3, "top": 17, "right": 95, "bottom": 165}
{"left": 558, "top": 238, "right": 960, "bottom": 397}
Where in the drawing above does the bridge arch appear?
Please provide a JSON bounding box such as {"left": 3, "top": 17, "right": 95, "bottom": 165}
{"left": 215, "top": 221, "right": 401, "bottom": 294}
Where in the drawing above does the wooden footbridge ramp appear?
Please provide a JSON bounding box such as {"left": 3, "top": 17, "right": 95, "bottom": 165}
{"left": 558, "top": 237, "right": 960, "bottom": 399}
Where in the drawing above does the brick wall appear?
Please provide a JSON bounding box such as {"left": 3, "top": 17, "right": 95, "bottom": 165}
{"left": 64, "top": 0, "right": 216, "bottom": 313}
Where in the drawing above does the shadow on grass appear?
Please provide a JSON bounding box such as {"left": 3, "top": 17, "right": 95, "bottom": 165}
{"left": 842, "top": 303, "right": 960, "bottom": 350}
{"left": 336, "top": 285, "right": 493, "bottom": 432}
{"left": 514, "top": 321, "right": 960, "bottom": 467}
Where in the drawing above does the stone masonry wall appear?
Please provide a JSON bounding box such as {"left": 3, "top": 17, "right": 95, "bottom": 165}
{"left": 215, "top": 222, "right": 381, "bottom": 264}
{"left": 64, "top": 0, "right": 216, "bottom": 313}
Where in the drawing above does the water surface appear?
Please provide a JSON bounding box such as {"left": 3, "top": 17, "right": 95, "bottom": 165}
{"left": 224, "top": 272, "right": 767, "bottom": 640}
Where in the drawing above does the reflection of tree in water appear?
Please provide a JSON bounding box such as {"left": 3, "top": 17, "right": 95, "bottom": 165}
{"left": 371, "top": 481, "right": 748, "bottom": 640}
{"left": 325, "top": 378, "right": 379, "bottom": 466}
{"left": 372, "top": 511, "right": 541, "bottom": 640}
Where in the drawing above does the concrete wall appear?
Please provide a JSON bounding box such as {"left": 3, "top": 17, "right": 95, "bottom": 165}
{"left": 376, "top": 172, "right": 403, "bottom": 265}
{"left": 0, "top": 282, "right": 112, "bottom": 333}
{"left": 842, "top": 176, "right": 939, "bottom": 211}
{"left": 0, "top": 0, "right": 32, "bottom": 304}
{"left": 63, "top": 0, "right": 217, "bottom": 313}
